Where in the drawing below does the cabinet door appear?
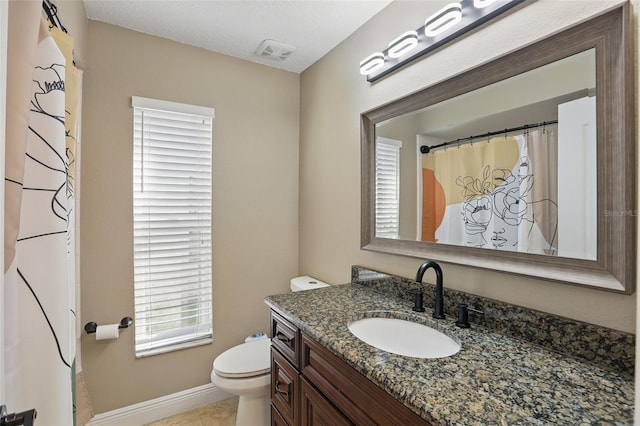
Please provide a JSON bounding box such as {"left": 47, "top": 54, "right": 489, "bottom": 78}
{"left": 272, "top": 347, "right": 299, "bottom": 425}
{"left": 271, "top": 404, "right": 289, "bottom": 426}
{"left": 301, "top": 377, "right": 354, "bottom": 426}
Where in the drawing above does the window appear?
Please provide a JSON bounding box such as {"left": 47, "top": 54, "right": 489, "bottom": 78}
{"left": 132, "top": 96, "right": 213, "bottom": 357}
{"left": 375, "top": 137, "right": 402, "bottom": 239}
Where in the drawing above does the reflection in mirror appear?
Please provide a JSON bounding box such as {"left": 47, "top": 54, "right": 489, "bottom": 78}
{"left": 361, "top": 5, "right": 634, "bottom": 292}
{"left": 375, "top": 50, "right": 597, "bottom": 260}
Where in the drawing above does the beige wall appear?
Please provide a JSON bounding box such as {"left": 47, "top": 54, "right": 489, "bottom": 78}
{"left": 299, "top": 0, "right": 638, "bottom": 333}
{"left": 81, "top": 22, "right": 300, "bottom": 412}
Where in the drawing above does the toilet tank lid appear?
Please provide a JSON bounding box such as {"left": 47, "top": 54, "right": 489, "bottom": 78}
{"left": 213, "top": 338, "right": 271, "bottom": 378}
{"left": 290, "top": 276, "right": 330, "bottom": 291}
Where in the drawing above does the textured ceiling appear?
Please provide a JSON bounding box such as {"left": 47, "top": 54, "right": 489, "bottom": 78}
{"left": 83, "top": 0, "right": 393, "bottom": 73}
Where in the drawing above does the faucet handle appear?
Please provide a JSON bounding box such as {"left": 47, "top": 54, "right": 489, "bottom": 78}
{"left": 412, "top": 290, "right": 425, "bottom": 312}
{"left": 455, "top": 303, "right": 484, "bottom": 328}
{"left": 455, "top": 303, "right": 470, "bottom": 328}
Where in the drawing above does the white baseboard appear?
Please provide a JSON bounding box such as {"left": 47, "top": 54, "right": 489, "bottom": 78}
{"left": 86, "top": 383, "right": 232, "bottom": 426}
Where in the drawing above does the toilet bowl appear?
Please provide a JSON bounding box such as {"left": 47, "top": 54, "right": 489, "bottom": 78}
{"left": 211, "top": 276, "right": 329, "bottom": 426}
{"left": 211, "top": 338, "right": 271, "bottom": 426}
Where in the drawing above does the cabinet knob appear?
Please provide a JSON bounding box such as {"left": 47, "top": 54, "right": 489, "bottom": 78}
{"left": 275, "top": 331, "right": 292, "bottom": 344}
{"left": 274, "top": 380, "right": 290, "bottom": 397}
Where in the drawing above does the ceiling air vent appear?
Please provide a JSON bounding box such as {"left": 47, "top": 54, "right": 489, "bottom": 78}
{"left": 255, "top": 39, "right": 296, "bottom": 61}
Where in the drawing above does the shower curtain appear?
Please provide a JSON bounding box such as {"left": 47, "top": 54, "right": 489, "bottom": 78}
{"left": 421, "top": 127, "right": 558, "bottom": 255}
{"left": 5, "top": 1, "right": 80, "bottom": 424}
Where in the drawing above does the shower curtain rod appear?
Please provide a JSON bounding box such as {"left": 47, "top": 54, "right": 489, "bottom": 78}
{"left": 43, "top": 0, "right": 68, "bottom": 34}
{"left": 419, "top": 120, "right": 558, "bottom": 154}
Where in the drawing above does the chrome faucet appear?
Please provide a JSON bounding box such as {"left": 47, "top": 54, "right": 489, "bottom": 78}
{"left": 415, "top": 260, "right": 445, "bottom": 319}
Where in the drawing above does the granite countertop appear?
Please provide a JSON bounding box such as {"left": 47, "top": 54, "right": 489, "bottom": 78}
{"left": 265, "top": 283, "right": 634, "bottom": 425}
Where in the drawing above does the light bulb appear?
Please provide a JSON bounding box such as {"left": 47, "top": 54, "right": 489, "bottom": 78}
{"left": 359, "top": 53, "right": 385, "bottom": 76}
{"left": 425, "top": 3, "right": 463, "bottom": 38}
{"left": 388, "top": 31, "right": 419, "bottom": 59}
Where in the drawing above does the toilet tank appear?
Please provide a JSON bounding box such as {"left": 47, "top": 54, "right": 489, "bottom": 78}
{"left": 290, "top": 276, "right": 329, "bottom": 292}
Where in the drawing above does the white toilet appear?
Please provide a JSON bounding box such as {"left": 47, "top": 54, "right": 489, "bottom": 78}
{"left": 211, "top": 276, "right": 329, "bottom": 426}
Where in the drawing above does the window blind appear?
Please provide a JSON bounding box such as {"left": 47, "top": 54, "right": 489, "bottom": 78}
{"left": 375, "top": 138, "right": 402, "bottom": 239}
{"left": 132, "top": 96, "right": 214, "bottom": 357}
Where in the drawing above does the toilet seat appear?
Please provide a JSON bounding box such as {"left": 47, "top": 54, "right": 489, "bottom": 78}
{"left": 213, "top": 338, "right": 271, "bottom": 379}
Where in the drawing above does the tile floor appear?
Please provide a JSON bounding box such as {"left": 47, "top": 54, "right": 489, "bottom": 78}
{"left": 144, "top": 397, "right": 238, "bottom": 426}
{"left": 76, "top": 373, "right": 94, "bottom": 426}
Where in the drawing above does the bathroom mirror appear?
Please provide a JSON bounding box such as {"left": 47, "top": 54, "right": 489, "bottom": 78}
{"left": 361, "top": 5, "right": 635, "bottom": 293}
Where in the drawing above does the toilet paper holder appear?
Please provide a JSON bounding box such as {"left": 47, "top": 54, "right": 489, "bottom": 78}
{"left": 84, "top": 316, "right": 133, "bottom": 334}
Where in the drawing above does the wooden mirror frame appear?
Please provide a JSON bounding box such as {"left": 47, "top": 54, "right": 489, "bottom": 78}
{"left": 361, "top": 5, "right": 635, "bottom": 293}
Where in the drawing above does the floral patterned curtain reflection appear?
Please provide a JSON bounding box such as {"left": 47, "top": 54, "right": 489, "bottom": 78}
{"left": 421, "top": 127, "right": 558, "bottom": 255}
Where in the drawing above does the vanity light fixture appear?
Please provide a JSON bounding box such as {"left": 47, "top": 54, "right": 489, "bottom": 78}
{"left": 474, "top": 0, "right": 500, "bottom": 8}
{"left": 387, "top": 31, "right": 419, "bottom": 59}
{"left": 360, "top": 0, "right": 523, "bottom": 82}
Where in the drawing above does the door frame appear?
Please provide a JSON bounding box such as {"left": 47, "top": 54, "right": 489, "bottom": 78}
{"left": 0, "top": 0, "right": 8, "bottom": 404}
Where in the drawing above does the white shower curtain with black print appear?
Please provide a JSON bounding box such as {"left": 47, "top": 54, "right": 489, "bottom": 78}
{"left": 5, "top": 3, "right": 77, "bottom": 424}
{"left": 420, "top": 127, "right": 558, "bottom": 255}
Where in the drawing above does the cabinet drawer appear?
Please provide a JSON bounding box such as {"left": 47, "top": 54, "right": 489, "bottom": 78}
{"left": 271, "top": 311, "right": 299, "bottom": 367}
{"left": 301, "top": 333, "right": 431, "bottom": 426}
{"left": 271, "top": 347, "right": 299, "bottom": 425}
{"left": 301, "top": 377, "right": 354, "bottom": 426}
{"left": 271, "top": 404, "right": 289, "bottom": 426}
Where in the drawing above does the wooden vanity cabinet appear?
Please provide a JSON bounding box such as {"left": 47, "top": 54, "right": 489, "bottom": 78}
{"left": 301, "top": 334, "right": 431, "bottom": 425}
{"left": 300, "top": 376, "right": 353, "bottom": 425}
{"left": 271, "top": 348, "right": 299, "bottom": 425}
{"left": 270, "top": 311, "right": 301, "bottom": 425}
{"left": 270, "top": 310, "right": 432, "bottom": 426}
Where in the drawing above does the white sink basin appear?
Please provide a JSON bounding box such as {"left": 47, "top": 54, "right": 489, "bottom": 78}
{"left": 348, "top": 316, "right": 460, "bottom": 359}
